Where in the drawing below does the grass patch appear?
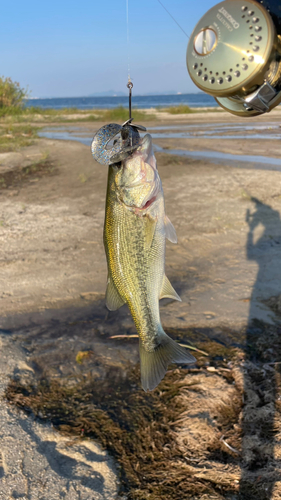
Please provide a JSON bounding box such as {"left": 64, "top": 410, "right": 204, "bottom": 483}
{"left": 160, "top": 105, "right": 195, "bottom": 114}
{"left": 23, "top": 106, "right": 101, "bottom": 120}
{"left": 0, "top": 106, "right": 156, "bottom": 123}
{"left": 0, "top": 107, "right": 102, "bottom": 123}
{"left": 158, "top": 105, "right": 222, "bottom": 114}
{"left": 72, "top": 113, "right": 105, "bottom": 122}
{"left": 0, "top": 124, "right": 38, "bottom": 152}
{"left": 27, "top": 106, "right": 81, "bottom": 115}
{"left": 0, "top": 106, "right": 84, "bottom": 117}
{"left": 102, "top": 106, "right": 155, "bottom": 122}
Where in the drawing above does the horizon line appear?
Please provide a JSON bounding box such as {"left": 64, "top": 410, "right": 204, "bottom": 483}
{"left": 27, "top": 92, "right": 204, "bottom": 100}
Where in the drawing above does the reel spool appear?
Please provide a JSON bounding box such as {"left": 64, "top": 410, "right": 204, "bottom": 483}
{"left": 186, "top": 0, "right": 281, "bottom": 116}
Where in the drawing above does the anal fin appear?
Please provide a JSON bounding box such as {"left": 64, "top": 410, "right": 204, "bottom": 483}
{"left": 160, "top": 275, "right": 181, "bottom": 302}
{"left": 105, "top": 277, "right": 125, "bottom": 311}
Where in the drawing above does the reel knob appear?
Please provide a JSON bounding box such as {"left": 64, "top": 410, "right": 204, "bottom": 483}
{"left": 194, "top": 28, "right": 217, "bottom": 55}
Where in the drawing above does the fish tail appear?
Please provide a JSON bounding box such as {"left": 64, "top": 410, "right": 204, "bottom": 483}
{"left": 139, "top": 330, "right": 195, "bottom": 392}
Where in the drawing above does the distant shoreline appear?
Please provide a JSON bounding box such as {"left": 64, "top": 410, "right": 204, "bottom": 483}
{"left": 27, "top": 92, "right": 205, "bottom": 100}
{"left": 24, "top": 93, "right": 219, "bottom": 111}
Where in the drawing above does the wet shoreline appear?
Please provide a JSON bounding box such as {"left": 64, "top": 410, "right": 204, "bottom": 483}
{"left": 38, "top": 120, "right": 281, "bottom": 169}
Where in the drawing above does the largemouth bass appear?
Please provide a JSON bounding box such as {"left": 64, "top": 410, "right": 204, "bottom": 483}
{"left": 104, "top": 133, "right": 195, "bottom": 391}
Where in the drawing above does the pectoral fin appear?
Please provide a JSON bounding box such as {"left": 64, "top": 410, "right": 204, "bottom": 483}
{"left": 164, "top": 216, "right": 177, "bottom": 244}
{"left": 105, "top": 277, "right": 125, "bottom": 311}
{"left": 160, "top": 275, "right": 181, "bottom": 302}
{"left": 144, "top": 216, "right": 157, "bottom": 250}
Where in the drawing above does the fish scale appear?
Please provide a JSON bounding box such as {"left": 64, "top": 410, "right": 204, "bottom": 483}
{"left": 103, "top": 134, "right": 195, "bottom": 391}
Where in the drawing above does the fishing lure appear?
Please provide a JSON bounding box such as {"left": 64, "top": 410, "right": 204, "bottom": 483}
{"left": 91, "top": 118, "right": 146, "bottom": 166}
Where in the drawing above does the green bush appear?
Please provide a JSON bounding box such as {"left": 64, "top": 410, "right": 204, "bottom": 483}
{"left": 0, "top": 77, "right": 28, "bottom": 115}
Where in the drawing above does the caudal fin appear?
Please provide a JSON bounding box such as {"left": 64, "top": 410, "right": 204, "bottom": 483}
{"left": 139, "top": 331, "right": 195, "bottom": 392}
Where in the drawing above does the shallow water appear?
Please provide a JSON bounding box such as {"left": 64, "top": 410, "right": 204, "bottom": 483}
{"left": 152, "top": 133, "right": 281, "bottom": 140}
{"left": 153, "top": 145, "right": 281, "bottom": 170}
{"left": 39, "top": 129, "right": 281, "bottom": 143}
{"left": 39, "top": 126, "right": 281, "bottom": 170}
{"left": 149, "top": 122, "right": 280, "bottom": 132}
{"left": 39, "top": 130, "right": 91, "bottom": 146}
{"left": 150, "top": 122, "right": 281, "bottom": 140}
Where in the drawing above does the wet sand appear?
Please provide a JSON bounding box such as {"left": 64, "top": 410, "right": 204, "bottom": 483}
{"left": 1, "top": 109, "right": 281, "bottom": 499}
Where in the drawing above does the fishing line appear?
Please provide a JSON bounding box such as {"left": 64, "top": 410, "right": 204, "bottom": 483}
{"left": 126, "top": 0, "right": 133, "bottom": 119}
{"left": 156, "top": 0, "right": 190, "bottom": 39}
{"left": 126, "top": 0, "right": 131, "bottom": 82}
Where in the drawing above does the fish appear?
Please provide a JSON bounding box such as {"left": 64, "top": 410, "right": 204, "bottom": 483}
{"left": 103, "top": 133, "right": 195, "bottom": 391}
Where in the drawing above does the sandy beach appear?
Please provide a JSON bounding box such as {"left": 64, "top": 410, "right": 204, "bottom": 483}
{"left": 1, "top": 109, "right": 281, "bottom": 499}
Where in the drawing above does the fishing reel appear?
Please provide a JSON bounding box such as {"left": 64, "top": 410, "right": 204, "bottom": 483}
{"left": 186, "top": 0, "right": 281, "bottom": 116}
{"left": 91, "top": 119, "right": 146, "bottom": 165}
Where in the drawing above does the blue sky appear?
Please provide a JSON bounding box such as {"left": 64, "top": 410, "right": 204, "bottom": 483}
{"left": 2, "top": 0, "right": 217, "bottom": 97}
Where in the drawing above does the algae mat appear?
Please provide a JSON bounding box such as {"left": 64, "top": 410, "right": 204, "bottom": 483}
{"left": 5, "top": 315, "right": 281, "bottom": 500}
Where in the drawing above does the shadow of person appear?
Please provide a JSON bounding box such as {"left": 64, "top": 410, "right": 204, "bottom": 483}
{"left": 239, "top": 197, "right": 281, "bottom": 499}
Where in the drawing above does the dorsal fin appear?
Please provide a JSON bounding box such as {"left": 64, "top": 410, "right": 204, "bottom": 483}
{"left": 164, "top": 216, "right": 177, "bottom": 244}
{"left": 105, "top": 277, "right": 125, "bottom": 311}
{"left": 159, "top": 275, "right": 181, "bottom": 301}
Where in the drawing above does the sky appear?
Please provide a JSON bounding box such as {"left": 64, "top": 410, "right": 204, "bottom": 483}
{"left": 2, "top": 0, "right": 218, "bottom": 97}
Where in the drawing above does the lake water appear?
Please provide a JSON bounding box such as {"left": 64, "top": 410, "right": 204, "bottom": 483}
{"left": 26, "top": 93, "right": 218, "bottom": 110}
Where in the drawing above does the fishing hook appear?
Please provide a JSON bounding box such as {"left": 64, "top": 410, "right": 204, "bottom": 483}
{"left": 127, "top": 80, "right": 133, "bottom": 120}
